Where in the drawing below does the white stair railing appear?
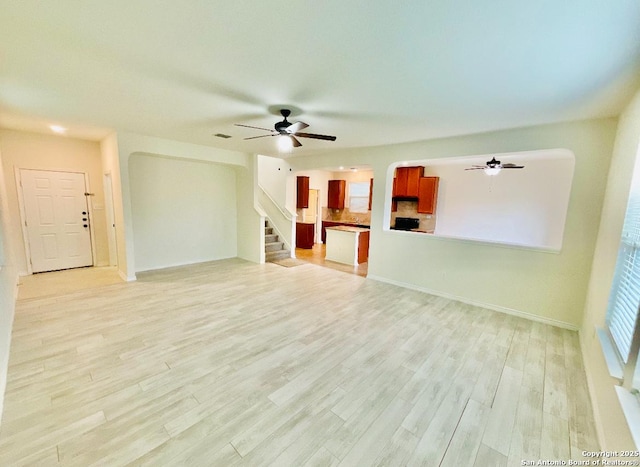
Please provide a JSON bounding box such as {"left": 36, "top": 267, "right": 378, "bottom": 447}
{"left": 257, "top": 185, "right": 295, "bottom": 254}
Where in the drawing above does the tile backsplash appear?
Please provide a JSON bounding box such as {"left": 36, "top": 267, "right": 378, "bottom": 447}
{"left": 323, "top": 207, "right": 371, "bottom": 225}
{"left": 390, "top": 200, "right": 436, "bottom": 232}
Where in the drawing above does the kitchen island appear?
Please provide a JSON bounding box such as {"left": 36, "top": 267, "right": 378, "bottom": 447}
{"left": 325, "top": 226, "right": 370, "bottom": 265}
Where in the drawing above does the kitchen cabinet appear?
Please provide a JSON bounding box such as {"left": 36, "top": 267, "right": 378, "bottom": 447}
{"left": 296, "top": 222, "right": 315, "bottom": 249}
{"left": 296, "top": 176, "right": 309, "bottom": 209}
{"left": 327, "top": 180, "right": 346, "bottom": 209}
{"left": 393, "top": 166, "right": 423, "bottom": 198}
{"left": 417, "top": 177, "right": 439, "bottom": 214}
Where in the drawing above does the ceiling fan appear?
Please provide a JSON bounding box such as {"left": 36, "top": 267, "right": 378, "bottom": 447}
{"left": 465, "top": 157, "right": 525, "bottom": 175}
{"left": 235, "top": 109, "right": 337, "bottom": 148}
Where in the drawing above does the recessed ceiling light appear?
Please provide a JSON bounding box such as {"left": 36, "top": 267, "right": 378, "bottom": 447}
{"left": 50, "top": 125, "right": 67, "bottom": 134}
{"left": 351, "top": 168, "right": 358, "bottom": 172}
{"left": 339, "top": 166, "right": 345, "bottom": 170}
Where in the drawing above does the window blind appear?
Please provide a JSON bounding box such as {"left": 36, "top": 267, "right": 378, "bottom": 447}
{"left": 607, "top": 197, "right": 640, "bottom": 363}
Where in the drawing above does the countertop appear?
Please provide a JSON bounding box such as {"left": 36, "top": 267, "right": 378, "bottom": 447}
{"left": 323, "top": 220, "right": 371, "bottom": 228}
{"left": 326, "top": 225, "right": 370, "bottom": 233}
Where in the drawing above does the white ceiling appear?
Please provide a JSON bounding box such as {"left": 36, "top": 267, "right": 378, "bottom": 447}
{"left": 1, "top": 1, "right": 639, "bottom": 157}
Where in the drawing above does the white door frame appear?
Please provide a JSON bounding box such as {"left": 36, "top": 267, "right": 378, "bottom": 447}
{"left": 15, "top": 167, "right": 97, "bottom": 274}
{"left": 104, "top": 172, "right": 118, "bottom": 266}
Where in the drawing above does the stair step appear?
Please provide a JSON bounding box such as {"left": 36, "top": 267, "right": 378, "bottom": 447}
{"left": 265, "top": 234, "right": 278, "bottom": 243}
{"left": 265, "top": 241, "right": 285, "bottom": 252}
{"left": 266, "top": 249, "right": 291, "bottom": 262}
{"left": 265, "top": 227, "right": 273, "bottom": 235}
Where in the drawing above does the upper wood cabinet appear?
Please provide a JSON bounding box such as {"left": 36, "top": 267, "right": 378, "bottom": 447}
{"left": 393, "top": 166, "right": 424, "bottom": 197}
{"left": 417, "top": 177, "right": 439, "bottom": 214}
{"left": 327, "top": 180, "right": 346, "bottom": 209}
{"left": 296, "top": 176, "right": 309, "bottom": 209}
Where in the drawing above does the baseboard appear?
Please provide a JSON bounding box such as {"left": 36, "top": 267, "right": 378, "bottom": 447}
{"left": 118, "top": 269, "right": 135, "bottom": 282}
{"left": 134, "top": 256, "right": 237, "bottom": 274}
{"left": 366, "top": 274, "right": 578, "bottom": 331}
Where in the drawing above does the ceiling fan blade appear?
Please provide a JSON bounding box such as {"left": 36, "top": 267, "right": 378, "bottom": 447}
{"left": 286, "top": 121, "right": 309, "bottom": 133}
{"left": 290, "top": 135, "right": 302, "bottom": 147}
{"left": 295, "top": 132, "right": 337, "bottom": 141}
{"left": 244, "top": 134, "right": 276, "bottom": 140}
{"left": 234, "top": 123, "right": 273, "bottom": 132}
{"left": 502, "top": 163, "right": 525, "bottom": 168}
{"left": 464, "top": 167, "right": 485, "bottom": 170}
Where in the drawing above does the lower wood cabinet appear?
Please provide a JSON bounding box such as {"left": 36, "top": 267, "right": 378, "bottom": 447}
{"left": 296, "top": 222, "right": 315, "bottom": 249}
{"left": 357, "top": 230, "right": 370, "bottom": 264}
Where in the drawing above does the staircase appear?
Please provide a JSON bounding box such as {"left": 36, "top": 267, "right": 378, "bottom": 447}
{"left": 265, "top": 219, "right": 291, "bottom": 262}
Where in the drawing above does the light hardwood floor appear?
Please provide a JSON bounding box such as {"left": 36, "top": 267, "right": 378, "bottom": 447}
{"left": 295, "top": 244, "right": 368, "bottom": 277}
{"left": 0, "top": 259, "right": 598, "bottom": 466}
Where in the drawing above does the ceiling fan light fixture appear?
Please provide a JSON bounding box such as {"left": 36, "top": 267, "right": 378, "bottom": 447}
{"left": 277, "top": 135, "right": 293, "bottom": 152}
{"left": 484, "top": 167, "right": 501, "bottom": 176}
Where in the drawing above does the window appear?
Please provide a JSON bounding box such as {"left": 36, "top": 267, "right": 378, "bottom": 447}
{"left": 349, "top": 182, "right": 370, "bottom": 213}
{"left": 606, "top": 195, "right": 640, "bottom": 387}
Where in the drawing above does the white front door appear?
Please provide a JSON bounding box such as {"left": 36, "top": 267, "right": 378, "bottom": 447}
{"left": 20, "top": 169, "right": 93, "bottom": 273}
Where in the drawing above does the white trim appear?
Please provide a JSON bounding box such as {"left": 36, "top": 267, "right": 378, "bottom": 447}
{"left": 616, "top": 386, "right": 640, "bottom": 450}
{"left": 133, "top": 256, "right": 236, "bottom": 274}
{"left": 380, "top": 228, "right": 562, "bottom": 254}
{"left": 103, "top": 172, "right": 118, "bottom": 267}
{"left": 83, "top": 172, "right": 98, "bottom": 267}
{"left": 596, "top": 327, "right": 625, "bottom": 381}
{"left": 14, "top": 168, "right": 33, "bottom": 275}
{"left": 366, "top": 274, "right": 578, "bottom": 330}
{"left": 258, "top": 184, "right": 294, "bottom": 220}
{"left": 118, "top": 269, "right": 135, "bottom": 282}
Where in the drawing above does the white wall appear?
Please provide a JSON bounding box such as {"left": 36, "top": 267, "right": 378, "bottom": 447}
{"left": 581, "top": 89, "right": 640, "bottom": 450}
{"left": 235, "top": 157, "right": 262, "bottom": 264}
{"left": 412, "top": 150, "right": 574, "bottom": 250}
{"left": 116, "top": 132, "right": 249, "bottom": 279}
{"left": 257, "top": 155, "right": 291, "bottom": 209}
{"left": 129, "top": 154, "right": 238, "bottom": 272}
{"left": 294, "top": 170, "right": 331, "bottom": 208}
{"left": 288, "top": 118, "right": 616, "bottom": 328}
